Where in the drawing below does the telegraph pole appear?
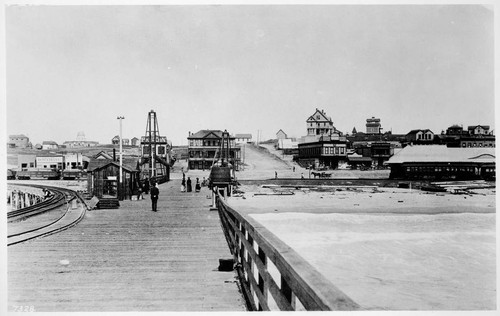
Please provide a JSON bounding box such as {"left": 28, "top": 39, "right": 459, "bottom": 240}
{"left": 117, "top": 116, "right": 125, "bottom": 192}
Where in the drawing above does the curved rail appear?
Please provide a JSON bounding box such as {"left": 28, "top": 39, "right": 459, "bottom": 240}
{"left": 216, "top": 191, "right": 360, "bottom": 311}
{"left": 7, "top": 184, "right": 88, "bottom": 246}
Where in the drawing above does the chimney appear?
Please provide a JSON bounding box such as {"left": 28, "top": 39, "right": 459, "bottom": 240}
{"left": 113, "top": 148, "right": 116, "bottom": 161}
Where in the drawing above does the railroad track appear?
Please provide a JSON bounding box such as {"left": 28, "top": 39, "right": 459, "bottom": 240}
{"left": 7, "top": 184, "right": 88, "bottom": 246}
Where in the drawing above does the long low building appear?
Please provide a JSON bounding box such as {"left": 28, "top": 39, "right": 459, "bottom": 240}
{"left": 386, "top": 145, "right": 495, "bottom": 181}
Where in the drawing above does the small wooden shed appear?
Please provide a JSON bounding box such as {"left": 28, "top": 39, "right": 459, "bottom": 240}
{"left": 87, "top": 157, "right": 141, "bottom": 201}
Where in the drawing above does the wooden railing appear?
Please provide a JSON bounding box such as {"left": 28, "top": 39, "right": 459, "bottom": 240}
{"left": 216, "top": 193, "right": 360, "bottom": 311}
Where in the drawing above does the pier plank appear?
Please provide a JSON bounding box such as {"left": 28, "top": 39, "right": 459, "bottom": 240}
{"left": 8, "top": 180, "right": 246, "bottom": 312}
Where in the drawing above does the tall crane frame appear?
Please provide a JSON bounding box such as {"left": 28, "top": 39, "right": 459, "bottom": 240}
{"left": 140, "top": 110, "right": 170, "bottom": 182}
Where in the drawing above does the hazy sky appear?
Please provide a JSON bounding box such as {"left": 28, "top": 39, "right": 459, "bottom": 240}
{"left": 5, "top": 4, "right": 495, "bottom": 145}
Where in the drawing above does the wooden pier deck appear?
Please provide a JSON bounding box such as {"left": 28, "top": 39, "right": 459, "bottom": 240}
{"left": 8, "top": 180, "right": 247, "bottom": 312}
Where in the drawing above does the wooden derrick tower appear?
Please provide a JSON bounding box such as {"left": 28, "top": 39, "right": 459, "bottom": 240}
{"left": 140, "top": 110, "right": 170, "bottom": 183}
{"left": 209, "top": 130, "right": 235, "bottom": 202}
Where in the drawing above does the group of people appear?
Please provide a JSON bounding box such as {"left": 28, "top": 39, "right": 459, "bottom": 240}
{"left": 180, "top": 173, "right": 203, "bottom": 193}
{"left": 138, "top": 172, "right": 207, "bottom": 213}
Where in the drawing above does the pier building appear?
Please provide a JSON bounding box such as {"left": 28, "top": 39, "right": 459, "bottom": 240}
{"left": 87, "top": 157, "right": 141, "bottom": 202}
{"left": 386, "top": 145, "right": 495, "bottom": 180}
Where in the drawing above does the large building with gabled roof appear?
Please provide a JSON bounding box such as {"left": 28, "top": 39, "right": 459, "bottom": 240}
{"left": 187, "top": 130, "right": 241, "bottom": 170}
{"left": 306, "top": 108, "right": 338, "bottom": 136}
{"left": 386, "top": 145, "right": 495, "bottom": 180}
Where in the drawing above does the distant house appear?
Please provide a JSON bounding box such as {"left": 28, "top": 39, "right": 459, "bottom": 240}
{"left": 8, "top": 134, "right": 30, "bottom": 148}
{"left": 131, "top": 137, "right": 140, "bottom": 147}
{"left": 366, "top": 117, "right": 382, "bottom": 134}
{"left": 386, "top": 145, "right": 495, "bottom": 181}
{"left": 276, "top": 129, "right": 288, "bottom": 140}
{"left": 112, "top": 136, "right": 120, "bottom": 145}
{"left": 234, "top": 134, "right": 252, "bottom": 144}
{"left": 468, "top": 125, "right": 491, "bottom": 136}
{"left": 446, "top": 124, "right": 465, "bottom": 136}
{"left": 405, "top": 129, "right": 435, "bottom": 143}
{"left": 112, "top": 135, "right": 130, "bottom": 145}
{"left": 443, "top": 124, "right": 495, "bottom": 148}
{"left": 42, "top": 141, "right": 59, "bottom": 150}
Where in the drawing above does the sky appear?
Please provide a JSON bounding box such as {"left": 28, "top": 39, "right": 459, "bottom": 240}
{"left": 4, "top": 4, "right": 495, "bottom": 146}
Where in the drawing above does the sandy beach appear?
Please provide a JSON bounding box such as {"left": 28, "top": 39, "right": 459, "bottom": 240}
{"left": 226, "top": 185, "right": 496, "bottom": 310}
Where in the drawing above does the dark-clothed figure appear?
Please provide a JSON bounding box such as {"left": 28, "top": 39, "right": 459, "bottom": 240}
{"left": 144, "top": 178, "right": 150, "bottom": 194}
{"left": 150, "top": 183, "right": 159, "bottom": 212}
{"left": 187, "top": 177, "right": 192, "bottom": 192}
{"left": 195, "top": 178, "right": 201, "bottom": 192}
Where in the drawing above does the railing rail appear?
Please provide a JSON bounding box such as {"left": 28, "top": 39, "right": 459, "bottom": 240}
{"left": 216, "top": 191, "right": 360, "bottom": 311}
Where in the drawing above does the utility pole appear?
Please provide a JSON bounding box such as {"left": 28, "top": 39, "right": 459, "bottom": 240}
{"left": 117, "top": 116, "right": 125, "bottom": 199}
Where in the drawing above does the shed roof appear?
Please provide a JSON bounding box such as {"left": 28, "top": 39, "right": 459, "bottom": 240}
{"left": 42, "top": 141, "right": 58, "bottom": 145}
{"left": 387, "top": 145, "right": 495, "bottom": 164}
{"left": 235, "top": 134, "right": 252, "bottom": 139}
{"left": 87, "top": 158, "right": 140, "bottom": 172}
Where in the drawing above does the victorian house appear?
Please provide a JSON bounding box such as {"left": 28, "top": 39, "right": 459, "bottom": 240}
{"left": 306, "top": 108, "right": 336, "bottom": 136}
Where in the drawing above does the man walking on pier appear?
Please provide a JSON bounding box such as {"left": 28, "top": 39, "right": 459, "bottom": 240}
{"left": 150, "top": 182, "right": 159, "bottom": 212}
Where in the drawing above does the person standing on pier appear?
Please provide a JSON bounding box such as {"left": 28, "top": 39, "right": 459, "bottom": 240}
{"left": 187, "top": 177, "right": 192, "bottom": 192}
{"left": 150, "top": 182, "right": 159, "bottom": 212}
{"left": 195, "top": 178, "right": 201, "bottom": 192}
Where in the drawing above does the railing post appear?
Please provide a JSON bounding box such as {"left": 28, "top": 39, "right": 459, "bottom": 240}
{"left": 281, "top": 276, "right": 296, "bottom": 310}
{"left": 258, "top": 246, "right": 268, "bottom": 311}
{"left": 211, "top": 187, "right": 217, "bottom": 208}
{"left": 240, "top": 225, "right": 246, "bottom": 280}
{"left": 236, "top": 220, "right": 241, "bottom": 261}
{"left": 247, "top": 234, "right": 254, "bottom": 302}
